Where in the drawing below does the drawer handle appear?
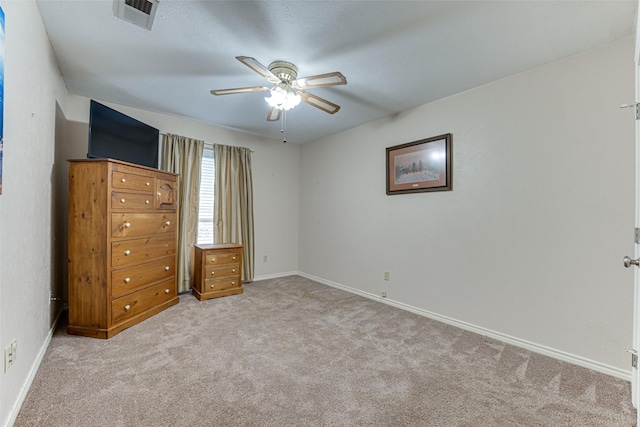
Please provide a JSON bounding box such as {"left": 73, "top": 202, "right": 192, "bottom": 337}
{"left": 231, "top": 281, "right": 235, "bottom": 286}
{"left": 210, "top": 284, "right": 215, "bottom": 289}
{"left": 165, "top": 221, "right": 171, "bottom": 226}
{"left": 121, "top": 178, "right": 126, "bottom": 183}
{"left": 124, "top": 222, "right": 131, "bottom": 228}
{"left": 120, "top": 198, "right": 126, "bottom": 203}
{"left": 145, "top": 200, "right": 150, "bottom": 205}
{"left": 232, "top": 269, "right": 236, "bottom": 273}
{"left": 124, "top": 250, "right": 131, "bottom": 256}
{"left": 146, "top": 182, "right": 150, "bottom": 186}
{"left": 165, "top": 266, "right": 170, "bottom": 271}
{"left": 232, "top": 256, "right": 236, "bottom": 260}
{"left": 210, "top": 257, "right": 216, "bottom": 263}
{"left": 124, "top": 304, "right": 131, "bottom": 311}
{"left": 165, "top": 289, "right": 170, "bottom": 294}
{"left": 211, "top": 271, "right": 215, "bottom": 276}
{"left": 124, "top": 277, "right": 131, "bottom": 283}
{"left": 157, "top": 192, "right": 161, "bottom": 197}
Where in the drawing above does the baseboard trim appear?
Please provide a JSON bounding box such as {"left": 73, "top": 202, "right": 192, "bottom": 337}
{"left": 297, "top": 272, "right": 632, "bottom": 382}
{"left": 5, "top": 307, "right": 65, "bottom": 427}
{"left": 253, "top": 271, "right": 299, "bottom": 282}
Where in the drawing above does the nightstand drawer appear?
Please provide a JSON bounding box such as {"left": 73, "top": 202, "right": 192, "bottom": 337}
{"left": 205, "top": 264, "right": 240, "bottom": 279}
{"left": 203, "top": 278, "right": 240, "bottom": 293}
{"left": 204, "top": 250, "right": 241, "bottom": 266}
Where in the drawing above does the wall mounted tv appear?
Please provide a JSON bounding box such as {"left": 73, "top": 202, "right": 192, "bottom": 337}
{"left": 88, "top": 100, "right": 159, "bottom": 169}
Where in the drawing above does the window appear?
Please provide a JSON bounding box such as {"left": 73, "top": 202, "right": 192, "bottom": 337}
{"left": 197, "top": 147, "right": 214, "bottom": 244}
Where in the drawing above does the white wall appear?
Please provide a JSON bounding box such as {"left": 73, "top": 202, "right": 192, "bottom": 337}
{"left": 0, "top": 1, "right": 69, "bottom": 426}
{"left": 64, "top": 95, "right": 301, "bottom": 280}
{"left": 299, "top": 37, "right": 636, "bottom": 377}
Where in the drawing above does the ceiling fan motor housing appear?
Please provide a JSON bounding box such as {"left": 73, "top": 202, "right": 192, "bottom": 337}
{"left": 269, "top": 61, "right": 298, "bottom": 84}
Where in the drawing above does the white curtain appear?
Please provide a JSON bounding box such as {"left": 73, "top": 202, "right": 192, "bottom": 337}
{"left": 213, "top": 143, "right": 255, "bottom": 282}
{"left": 162, "top": 133, "right": 204, "bottom": 293}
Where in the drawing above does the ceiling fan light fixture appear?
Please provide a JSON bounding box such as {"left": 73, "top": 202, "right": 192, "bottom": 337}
{"left": 265, "top": 85, "right": 301, "bottom": 111}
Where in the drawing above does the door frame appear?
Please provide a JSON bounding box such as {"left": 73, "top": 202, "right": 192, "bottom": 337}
{"left": 632, "top": 0, "right": 640, "bottom": 411}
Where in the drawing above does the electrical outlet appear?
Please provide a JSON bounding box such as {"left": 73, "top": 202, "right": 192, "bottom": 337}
{"left": 384, "top": 271, "right": 390, "bottom": 281}
{"left": 4, "top": 346, "right": 10, "bottom": 372}
{"left": 4, "top": 340, "right": 15, "bottom": 373}
{"left": 381, "top": 291, "right": 387, "bottom": 298}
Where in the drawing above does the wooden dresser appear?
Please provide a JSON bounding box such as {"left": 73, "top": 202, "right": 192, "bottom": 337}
{"left": 193, "top": 243, "right": 243, "bottom": 300}
{"left": 67, "top": 158, "right": 179, "bottom": 338}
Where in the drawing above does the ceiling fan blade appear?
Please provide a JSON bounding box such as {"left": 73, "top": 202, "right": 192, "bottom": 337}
{"left": 295, "top": 72, "right": 347, "bottom": 89}
{"left": 210, "top": 86, "right": 269, "bottom": 96}
{"left": 299, "top": 92, "right": 341, "bottom": 114}
{"left": 236, "top": 56, "right": 280, "bottom": 84}
{"left": 267, "top": 107, "right": 281, "bottom": 122}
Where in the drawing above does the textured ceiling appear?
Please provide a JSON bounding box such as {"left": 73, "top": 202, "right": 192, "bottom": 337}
{"left": 36, "top": 0, "right": 637, "bottom": 144}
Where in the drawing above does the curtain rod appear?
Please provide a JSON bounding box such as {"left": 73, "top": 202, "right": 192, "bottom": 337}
{"left": 160, "top": 133, "right": 255, "bottom": 152}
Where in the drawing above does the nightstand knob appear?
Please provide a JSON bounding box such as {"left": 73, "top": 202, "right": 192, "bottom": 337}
{"left": 232, "top": 269, "right": 236, "bottom": 273}
{"left": 210, "top": 257, "right": 216, "bottom": 263}
{"left": 165, "top": 289, "right": 170, "bottom": 294}
{"left": 211, "top": 271, "right": 215, "bottom": 275}
{"left": 231, "top": 281, "right": 235, "bottom": 286}
{"left": 210, "top": 284, "right": 215, "bottom": 289}
{"left": 124, "top": 222, "right": 131, "bottom": 228}
{"left": 165, "top": 266, "right": 170, "bottom": 271}
{"left": 120, "top": 198, "right": 126, "bottom": 203}
{"left": 157, "top": 192, "right": 161, "bottom": 196}
{"left": 165, "top": 221, "right": 171, "bottom": 226}
{"left": 124, "top": 277, "right": 131, "bottom": 283}
{"left": 145, "top": 200, "right": 150, "bottom": 205}
{"left": 146, "top": 182, "right": 150, "bottom": 186}
{"left": 124, "top": 304, "right": 131, "bottom": 311}
{"left": 232, "top": 256, "right": 236, "bottom": 260}
{"left": 124, "top": 250, "right": 131, "bottom": 256}
{"left": 121, "top": 178, "right": 126, "bottom": 183}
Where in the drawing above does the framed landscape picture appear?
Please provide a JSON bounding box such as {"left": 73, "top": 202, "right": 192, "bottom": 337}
{"left": 386, "top": 133, "right": 452, "bottom": 195}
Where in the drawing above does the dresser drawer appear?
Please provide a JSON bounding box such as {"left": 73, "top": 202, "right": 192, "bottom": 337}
{"left": 203, "top": 278, "right": 240, "bottom": 293}
{"left": 112, "top": 256, "right": 175, "bottom": 298}
{"left": 112, "top": 170, "right": 154, "bottom": 193}
{"left": 112, "top": 279, "right": 176, "bottom": 324}
{"left": 111, "top": 192, "right": 154, "bottom": 211}
{"left": 112, "top": 236, "right": 176, "bottom": 268}
{"left": 111, "top": 213, "right": 177, "bottom": 238}
{"left": 205, "top": 264, "right": 240, "bottom": 279}
{"left": 204, "top": 250, "right": 241, "bottom": 266}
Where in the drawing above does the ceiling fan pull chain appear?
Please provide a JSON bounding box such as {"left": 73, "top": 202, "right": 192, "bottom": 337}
{"left": 281, "top": 109, "right": 287, "bottom": 143}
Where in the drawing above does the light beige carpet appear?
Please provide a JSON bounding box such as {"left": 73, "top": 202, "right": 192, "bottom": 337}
{"left": 15, "top": 275, "right": 637, "bottom": 426}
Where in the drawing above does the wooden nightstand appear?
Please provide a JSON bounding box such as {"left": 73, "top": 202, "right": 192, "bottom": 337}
{"left": 193, "top": 243, "right": 243, "bottom": 300}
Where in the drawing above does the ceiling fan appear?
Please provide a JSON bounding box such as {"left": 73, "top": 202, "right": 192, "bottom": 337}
{"left": 210, "top": 56, "right": 347, "bottom": 122}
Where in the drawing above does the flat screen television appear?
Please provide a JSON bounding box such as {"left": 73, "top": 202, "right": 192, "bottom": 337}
{"left": 87, "top": 100, "right": 159, "bottom": 169}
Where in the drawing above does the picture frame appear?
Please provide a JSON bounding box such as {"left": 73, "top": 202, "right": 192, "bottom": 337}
{"left": 386, "top": 133, "right": 452, "bottom": 195}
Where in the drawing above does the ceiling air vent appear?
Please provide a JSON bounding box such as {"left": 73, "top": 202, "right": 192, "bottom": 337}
{"left": 115, "top": 0, "right": 159, "bottom": 31}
